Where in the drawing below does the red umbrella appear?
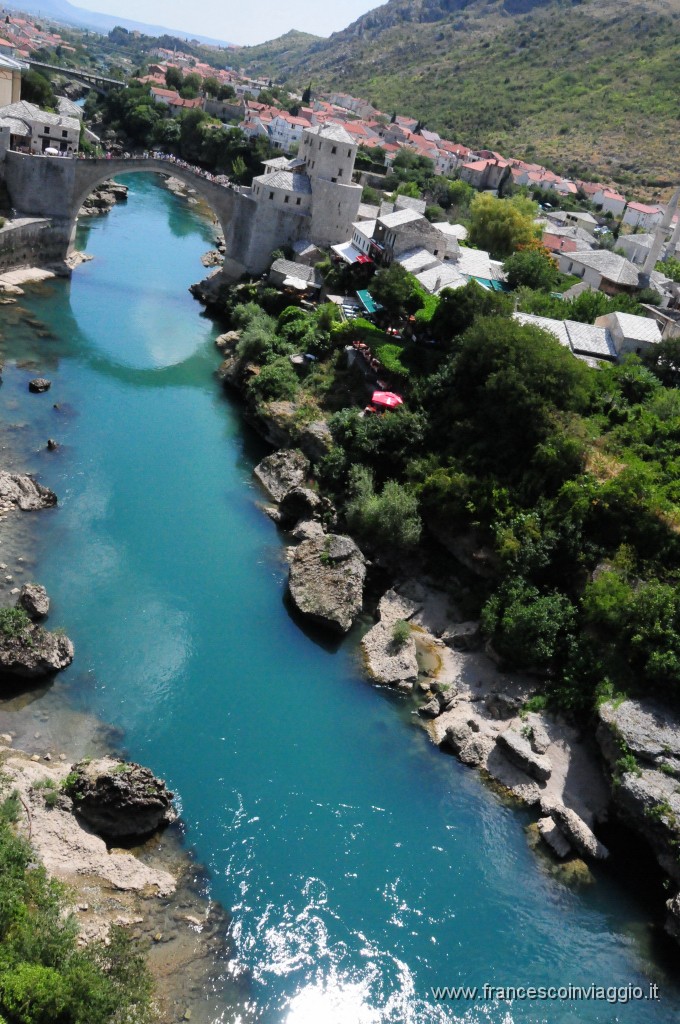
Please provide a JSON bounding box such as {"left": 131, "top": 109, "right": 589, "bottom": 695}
{"left": 371, "top": 391, "right": 403, "bottom": 409}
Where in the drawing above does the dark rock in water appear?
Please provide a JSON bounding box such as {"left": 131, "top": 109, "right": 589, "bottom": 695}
{"left": 288, "top": 533, "right": 366, "bottom": 634}
{"left": 17, "top": 583, "right": 50, "bottom": 620}
{"left": 0, "top": 616, "right": 73, "bottom": 678}
{"left": 0, "top": 472, "right": 57, "bottom": 511}
{"left": 29, "top": 378, "right": 51, "bottom": 393}
{"left": 65, "top": 757, "right": 177, "bottom": 839}
{"left": 47, "top": 439, "right": 58, "bottom": 451}
{"left": 253, "top": 449, "right": 309, "bottom": 502}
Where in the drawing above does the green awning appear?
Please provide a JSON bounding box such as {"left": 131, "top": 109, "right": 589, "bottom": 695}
{"left": 470, "top": 277, "right": 510, "bottom": 292}
{"left": 356, "top": 289, "right": 383, "bottom": 314}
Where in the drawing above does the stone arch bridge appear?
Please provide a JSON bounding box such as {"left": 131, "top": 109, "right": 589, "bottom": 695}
{"left": 0, "top": 152, "right": 310, "bottom": 278}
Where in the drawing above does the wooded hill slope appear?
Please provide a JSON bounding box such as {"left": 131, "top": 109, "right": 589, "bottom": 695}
{"left": 235, "top": 0, "right": 680, "bottom": 192}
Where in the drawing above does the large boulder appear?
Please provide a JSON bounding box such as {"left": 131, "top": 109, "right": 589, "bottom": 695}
{"left": 299, "top": 420, "right": 333, "bottom": 464}
{"left": 65, "top": 757, "right": 176, "bottom": 840}
{"left": 278, "top": 486, "right": 322, "bottom": 528}
{"left": 288, "top": 534, "right": 366, "bottom": 634}
{"left": 550, "top": 804, "right": 609, "bottom": 860}
{"left": 0, "top": 472, "right": 57, "bottom": 512}
{"left": 597, "top": 698, "right": 680, "bottom": 777}
{"left": 597, "top": 698, "right": 680, "bottom": 883}
{"left": 0, "top": 614, "right": 73, "bottom": 678}
{"left": 496, "top": 727, "right": 552, "bottom": 782}
{"left": 362, "top": 620, "right": 418, "bottom": 687}
{"left": 17, "top": 583, "right": 50, "bottom": 621}
{"left": 253, "top": 449, "right": 309, "bottom": 502}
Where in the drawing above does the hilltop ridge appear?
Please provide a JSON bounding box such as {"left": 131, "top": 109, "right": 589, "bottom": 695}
{"left": 234, "top": 0, "right": 680, "bottom": 189}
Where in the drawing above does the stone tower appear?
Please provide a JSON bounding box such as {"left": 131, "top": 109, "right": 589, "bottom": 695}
{"left": 299, "top": 124, "right": 362, "bottom": 248}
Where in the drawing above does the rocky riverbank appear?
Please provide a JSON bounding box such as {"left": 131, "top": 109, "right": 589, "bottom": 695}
{"left": 78, "top": 180, "right": 128, "bottom": 217}
{"left": 0, "top": 345, "right": 241, "bottom": 1021}
{"left": 211, "top": 321, "right": 680, "bottom": 949}
{"left": 0, "top": 742, "right": 234, "bottom": 1023}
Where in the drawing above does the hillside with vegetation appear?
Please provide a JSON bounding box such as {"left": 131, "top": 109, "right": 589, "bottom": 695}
{"left": 234, "top": 0, "right": 680, "bottom": 192}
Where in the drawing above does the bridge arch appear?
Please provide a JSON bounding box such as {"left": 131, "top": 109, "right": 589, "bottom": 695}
{"left": 1, "top": 151, "right": 309, "bottom": 279}
{"left": 70, "top": 158, "right": 243, "bottom": 268}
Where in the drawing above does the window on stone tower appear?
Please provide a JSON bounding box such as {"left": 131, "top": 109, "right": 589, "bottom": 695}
{"left": 338, "top": 169, "right": 343, "bottom": 176}
{"left": 269, "top": 192, "right": 274, "bottom": 199}
{"left": 331, "top": 146, "right": 337, "bottom": 154}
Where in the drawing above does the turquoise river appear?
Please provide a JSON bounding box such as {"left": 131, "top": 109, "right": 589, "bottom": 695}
{"left": 1, "top": 174, "right": 679, "bottom": 1024}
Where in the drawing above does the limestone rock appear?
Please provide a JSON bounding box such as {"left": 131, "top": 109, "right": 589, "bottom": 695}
{"left": 252, "top": 400, "right": 299, "bottom": 448}
{"left": 486, "top": 691, "right": 523, "bottom": 720}
{"left": 496, "top": 728, "right": 552, "bottom": 782}
{"left": 279, "top": 486, "right": 322, "bottom": 528}
{"left": 290, "top": 519, "right": 325, "bottom": 542}
{"left": 253, "top": 449, "right": 309, "bottom": 502}
{"left": 361, "top": 620, "right": 418, "bottom": 686}
{"left": 216, "top": 351, "right": 243, "bottom": 387}
{"left": 299, "top": 420, "right": 333, "bottom": 464}
{"left": 288, "top": 534, "right": 366, "bottom": 634}
{"left": 666, "top": 893, "right": 680, "bottom": 942}
{"left": 537, "top": 816, "right": 571, "bottom": 858}
{"left": 444, "top": 720, "right": 489, "bottom": 768}
{"left": 442, "top": 621, "right": 481, "bottom": 651}
{"left": 0, "top": 472, "right": 57, "bottom": 512}
{"left": 0, "top": 620, "right": 73, "bottom": 679}
{"left": 550, "top": 804, "right": 609, "bottom": 860}
{"left": 17, "top": 583, "right": 50, "bottom": 620}
{"left": 418, "top": 697, "right": 441, "bottom": 718}
{"left": 609, "top": 768, "right": 680, "bottom": 882}
{"left": 525, "top": 713, "right": 551, "bottom": 756}
{"left": 215, "top": 330, "right": 239, "bottom": 351}
{"left": 377, "top": 588, "right": 421, "bottom": 626}
{"left": 65, "top": 757, "right": 177, "bottom": 840}
{"left": 29, "top": 378, "right": 51, "bottom": 393}
{"left": 597, "top": 698, "right": 680, "bottom": 776}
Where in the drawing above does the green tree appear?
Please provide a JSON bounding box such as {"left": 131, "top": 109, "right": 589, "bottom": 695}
{"left": 165, "top": 65, "right": 183, "bottom": 90}
{"left": 20, "top": 70, "right": 55, "bottom": 109}
{"left": 424, "top": 316, "right": 594, "bottom": 481}
{"left": 217, "top": 83, "right": 236, "bottom": 101}
{"left": 468, "top": 193, "right": 540, "bottom": 257}
{"left": 481, "top": 577, "right": 577, "bottom": 670}
{"left": 657, "top": 256, "right": 680, "bottom": 283}
{"left": 346, "top": 466, "right": 422, "bottom": 550}
{"left": 504, "top": 248, "right": 558, "bottom": 291}
{"left": 371, "top": 264, "right": 422, "bottom": 320}
{"left": 428, "top": 280, "right": 511, "bottom": 345}
{"left": 302, "top": 82, "right": 312, "bottom": 104}
{"left": 644, "top": 335, "right": 680, "bottom": 388}
{"left": 202, "top": 76, "right": 220, "bottom": 97}
{"left": 179, "top": 72, "right": 202, "bottom": 99}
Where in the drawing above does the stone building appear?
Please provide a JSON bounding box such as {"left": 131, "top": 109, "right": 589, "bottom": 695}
{"left": 247, "top": 122, "right": 362, "bottom": 258}
{"left": 0, "top": 54, "right": 22, "bottom": 108}
{"left": 0, "top": 99, "right": 79, "bottom": 155}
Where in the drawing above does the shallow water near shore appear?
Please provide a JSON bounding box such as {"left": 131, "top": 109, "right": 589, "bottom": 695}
{"left": 2, "top": 174, "right": 680, "bottom": 1023}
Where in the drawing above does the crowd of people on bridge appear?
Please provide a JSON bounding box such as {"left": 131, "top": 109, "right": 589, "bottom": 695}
{"left": 75, "top": 150, "right": 235, "bottom": 189}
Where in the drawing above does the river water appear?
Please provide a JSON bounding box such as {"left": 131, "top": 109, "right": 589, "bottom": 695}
{"left": 1, "top": 174, "right": 679, "bottom": 1024}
